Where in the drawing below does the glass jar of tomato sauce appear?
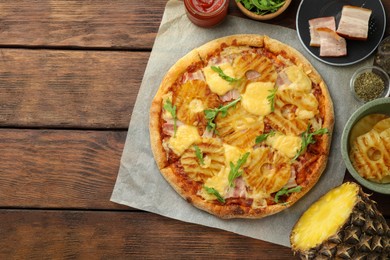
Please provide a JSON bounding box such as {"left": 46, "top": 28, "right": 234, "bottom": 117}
{"left": 184, "top": 0, "right": 229, "bottom": 28}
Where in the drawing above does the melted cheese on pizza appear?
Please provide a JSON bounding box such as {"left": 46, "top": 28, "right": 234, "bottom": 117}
{"left": 282, "top": 65, "right": 312, "bottom": 92}
{"left": 265, "top": 132, "right": 302, "bottom": 159}
{"left": 203, "top": 63, "right": 236, "bottom": 95}
{"left": 223, "top": 143, "right": 247, "bottom": 164}
{"left": 241, "top": 82, "right": 274, "bottom": 116}
{"left": 168, "top": 125, "right": 201, "bottom": 155}
{"left": 201, "top": 144, "right": 250, "bottom": 200}
{"left": 203, "top": 167, "right": 230, "bottom": 198}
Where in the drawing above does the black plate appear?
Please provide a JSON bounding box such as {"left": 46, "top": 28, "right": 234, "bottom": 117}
{"left": 296, "top": 0, "right": 386, "bottom": 66}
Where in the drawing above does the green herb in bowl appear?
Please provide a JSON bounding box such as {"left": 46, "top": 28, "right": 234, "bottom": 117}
{"left": 236, "top": 0, "right": 286, "bottom": 15}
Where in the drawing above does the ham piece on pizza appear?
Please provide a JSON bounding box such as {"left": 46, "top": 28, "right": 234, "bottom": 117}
{"left": 149, "top": 35, "right": 334, "bottom": 219}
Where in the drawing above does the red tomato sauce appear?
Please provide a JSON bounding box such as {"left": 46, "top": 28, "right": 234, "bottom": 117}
{"left": 184, "top": 0, "right": 229, "bottom": 28}
{"left": 192, "top": 0, "right": 224, "bottom": 13}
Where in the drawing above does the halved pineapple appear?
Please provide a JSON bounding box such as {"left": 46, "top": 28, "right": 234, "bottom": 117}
{"left": 180, "top": 138, "right": 224, "bottom": 182}
{"left": 291, "top": 182, "right": 389, "bottom": 259}
{"left": 174, "top": 80, "right": 220, "bottom": 126}
{"left": 215, "top": 102, "right": 264, "bottom": 149}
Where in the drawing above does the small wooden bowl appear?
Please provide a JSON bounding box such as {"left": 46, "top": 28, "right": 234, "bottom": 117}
{"left": 236, "top": 0, "right": 292, "bottom": 21}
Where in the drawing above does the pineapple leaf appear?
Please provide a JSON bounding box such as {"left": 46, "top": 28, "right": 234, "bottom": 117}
{"left": 163, "top": 99, "right": 177, "bottom": 137}
{"left": 228, "top": 152, "right": 250, "bottom": 187}
{"left": 274, "top": 186, "right": 302, "bottom": 203}
{"left": 204, "top": 186, "right": 225, "bottom": 203}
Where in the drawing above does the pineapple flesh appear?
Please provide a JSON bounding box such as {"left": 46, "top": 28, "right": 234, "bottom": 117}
{"left": 290, "top": 182, "right": 389, "bottom": 259}
{"left": 180, "top": 138, "right": 224, "bottom": 182}
{"left": 174, "top": 80, "right": 220, "bottom": 126}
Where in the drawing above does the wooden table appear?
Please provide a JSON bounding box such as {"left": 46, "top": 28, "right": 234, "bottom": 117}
{"left": 0, "top": 1, "right": 389, "bottom": 258}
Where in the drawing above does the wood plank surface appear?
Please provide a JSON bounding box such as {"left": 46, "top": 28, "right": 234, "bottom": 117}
{"left": 0, "top": 129, "right": 127, "bottom": 210}
{"left": 1, "top": 128, "right": 389, "bottom": 217}
{"left": 0, "top": 0, "right": 389, "bottom": 259}
{"left": 0, "top": 0, "right": 386, "bottom": 50}
{"left": 0, "top": 49, "right": 147, "bottom": 128}
{"left": 0, "top": 0, "right": 388, "bottom": 129}
{"left": 0, "top": 210, "right": 298, "bottom": 259}
{"left": 0, "top": 0, "right": 167, "bottom": 49}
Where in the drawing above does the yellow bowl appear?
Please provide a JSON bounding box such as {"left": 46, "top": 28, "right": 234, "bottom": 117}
{"left": 236, "top": 0, "right": 292, "bottom": 21}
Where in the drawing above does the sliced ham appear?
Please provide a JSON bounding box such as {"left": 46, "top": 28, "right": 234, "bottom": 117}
{"left": 283, "top": 168, "right": 298, "bottom": 189}
{"left": 336, "top": 5, "right": 372, "bottom": 40}
{"left": 208, "top": 56, "right": 233, "bottom": 66}
{"left": 225, "top": 176, "right": 247, "bottom": 198}
{"left": 202, "top": 128, "right": 214, "bottom": 138}
{"left": 220, "top": 89, "right": 240, "bottom": 102}
{"left": 308, "top": 17, "right": 336, "bottom": 47}
{"left": 276, "top": 70, "right": 291, "bottom": 88}
{"left": 245, "top": 70, "right": 261, "bottom": 81}
{"left": 182, "top": 70, "right": 205, "bottom": 83}
{"left": 316, "top": 27, "right": 347, "bottom": 57}
{"left": 162, "top": 122, "right": 175, "bottom": 136}
{"left": 162, "top": 119, "right": 184, "bottom": 136}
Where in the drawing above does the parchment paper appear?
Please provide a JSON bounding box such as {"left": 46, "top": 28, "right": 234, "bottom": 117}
{"left": 111, "top": 0, "right": 373, "bottom": 247}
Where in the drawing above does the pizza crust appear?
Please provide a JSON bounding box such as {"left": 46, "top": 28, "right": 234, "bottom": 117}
{"left": 150, "top": 34, "right": 335, "bottom": 219}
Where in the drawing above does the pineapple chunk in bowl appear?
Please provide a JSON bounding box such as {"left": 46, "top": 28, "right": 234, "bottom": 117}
{"left": 341, "top": 97, "right": 390, "bottom": 194}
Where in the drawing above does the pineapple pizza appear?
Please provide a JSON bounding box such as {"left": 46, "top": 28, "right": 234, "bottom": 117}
{"left": 149, "top": 35, "right": 334, "bottom": 219}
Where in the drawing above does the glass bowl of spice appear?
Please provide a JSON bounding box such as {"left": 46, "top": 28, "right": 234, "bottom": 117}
{"left": 350, "top": 65, "right": 390, "bottom": 103}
